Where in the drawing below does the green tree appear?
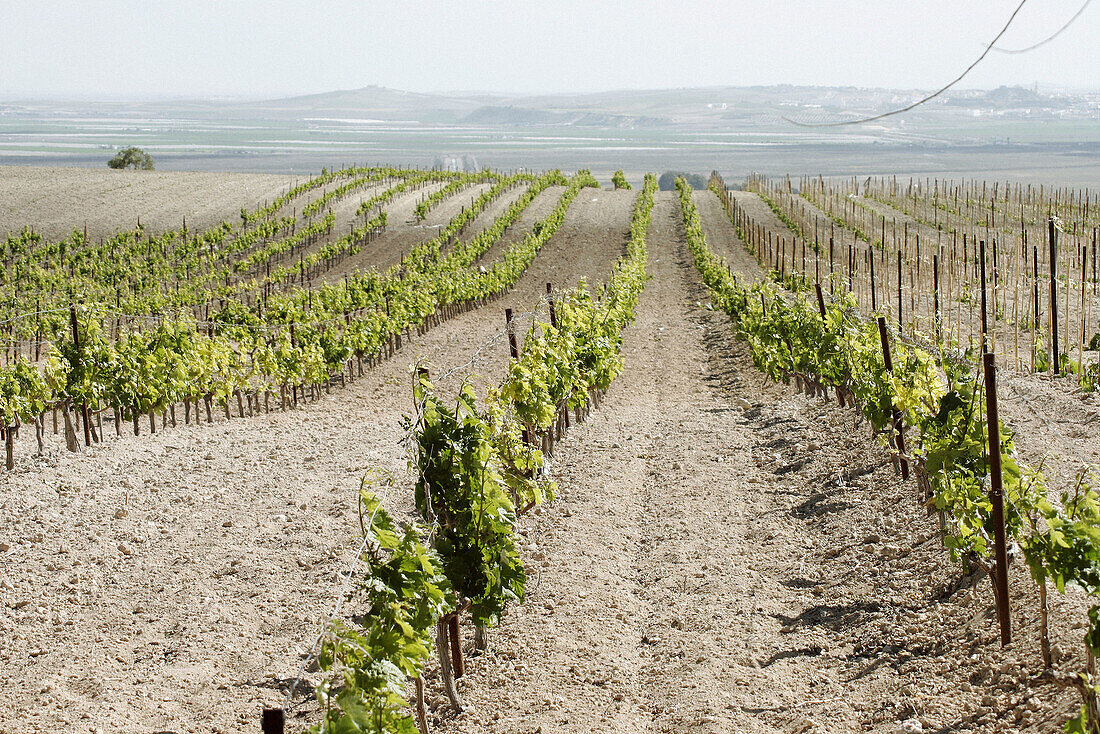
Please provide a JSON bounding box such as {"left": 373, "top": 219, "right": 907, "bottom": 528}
{"left": 108, "top": 147, "right": 155, "bottom": 170}
{"left": 658, "top": 171, "right": 706, "bottom": 191}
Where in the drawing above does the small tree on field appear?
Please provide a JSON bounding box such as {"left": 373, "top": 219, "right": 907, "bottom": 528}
{"left": 108, "top": 147, "right": 155, "bottom": 170}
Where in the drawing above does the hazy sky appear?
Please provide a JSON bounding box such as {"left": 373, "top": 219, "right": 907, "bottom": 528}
{"left": 1, "top": 0, "right": 1097, "bottom": 98}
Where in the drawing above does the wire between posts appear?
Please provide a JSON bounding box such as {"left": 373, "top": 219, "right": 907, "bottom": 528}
{"left": 393, "top": 294, "right": 551, "bottom": 464}
{"left": 424, "top": 295, "right": 553, "bottom": 388}
{"left": 13, "top": 291, "right": 549, "bottom": 337}
{"left": 0, "top": 306, "right": 74, "bottom": 328}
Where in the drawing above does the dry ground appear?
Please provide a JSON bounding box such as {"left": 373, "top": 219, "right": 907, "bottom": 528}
{"left": 0, "top": 180, "right": 635, "bottom": 733}
{"left": 0, "top": 172, "right": 1096, "bottom": 734}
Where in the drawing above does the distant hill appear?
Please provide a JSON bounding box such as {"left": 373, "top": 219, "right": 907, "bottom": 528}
{"left": 5, "top": 83, "right": 1089, "bottom": 133}
{"left": 214, "top": 85, "right": 486, "bottom": 123}
{"left": 463, "top": 105, "right": 666, "bottom": 127}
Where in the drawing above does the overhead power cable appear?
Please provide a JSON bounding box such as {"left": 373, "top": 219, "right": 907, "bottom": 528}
{"left": 991, "top": 0, "right": 1092, "bottom": 53}
{"left": 784, "top": 0, "right": 1030, "bottom": 128}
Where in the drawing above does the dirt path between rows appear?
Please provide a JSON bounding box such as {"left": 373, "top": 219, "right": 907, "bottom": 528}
{"left": 738, "top": 190, "right": 1100, "bottom": 579}
{"left": 320, "top": 181, "right": 530, "bottom": 281}
{"left": 693, "top": 190, "right": 763, "bottom": 277}
{"left": 476, "top": 186, "right": 566, "bottom": 266}
{"left": 730, "top": 190, "right": 798, "bottom": 240}
{"left": 309, "top": 181, "right": 447, "bottom": 277}
{"left": 431, "top": 191, "right": 868, "bottom": 734}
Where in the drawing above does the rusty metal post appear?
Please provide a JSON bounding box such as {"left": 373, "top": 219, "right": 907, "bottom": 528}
{"left": 983, "top": 351, "right": 1012, "bottom": 646}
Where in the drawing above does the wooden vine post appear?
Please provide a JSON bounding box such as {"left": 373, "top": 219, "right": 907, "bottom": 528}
{"left": 4, "top": 426, "right": 13, "bottom": 470}
{"left": 829, "top": 238, "right": 835, "bottom": 293}
{"left": 869, "top": 248, "right": 877, "bottom": 311}
{"left": 1050, "top": 218, "right": 1060, "bottom": 374}
{"left": 1081, "top": 247, "right": 1088, "bottom": 370}
{"left": 1033, "top": 245, "right": 1041, "bottom": 371}
{"left": 546, "top": 283, "right": 557, "bottom": 328}
{"left": 983, "top": 352, "right": 1012, "bottom": 646}
{"left": 260, "top": 708, "right": 284, "bottom": 734}
{"left": 876, "top": 317, "right": 909, "bottom": 480}
{"left": 933, "top": 254, "right": 940, "bottom": 337}
{"left": 69, "top": 305, "right": 92, "bottom": 447}
{"left": 896, "top": 250, "right": 902, "bottom": 328}
{"left": 505, "top": 309, "right": 519, "bottom": 360}
{"left": 505, "top": 308, "right": 532, "bottom": 451}
{"left": 980, "top": 240, "right": 989, "bottom": 352}
{"left": 448, "top": 613, "right": 464, "bottom": 678}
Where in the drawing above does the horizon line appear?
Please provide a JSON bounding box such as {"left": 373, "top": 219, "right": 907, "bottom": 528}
{"left": 2, "top": 81, "right": 1099, "bottom": 105}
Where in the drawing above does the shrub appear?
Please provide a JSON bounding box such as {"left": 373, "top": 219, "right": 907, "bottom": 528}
{"left": 108, "top": 147, "right": 154, "bottom": 170}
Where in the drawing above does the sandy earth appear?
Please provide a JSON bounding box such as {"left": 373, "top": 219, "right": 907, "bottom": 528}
{"left": 322, "top": 180, "right": 535, "bottom": 281}
{"left": 0, "top": 173, "right": 1096, "bottom": 734}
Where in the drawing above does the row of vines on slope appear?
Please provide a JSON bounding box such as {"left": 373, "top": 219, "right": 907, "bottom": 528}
{"left": 304, "top": 174, "right": 658, "bottom": 733}
{"left": 0, "top": 165, "right": 526, "bottom": 370}
{"left": 1, "top": 166, "right": 500, "bottom": 339}
{"left": 685, "top": 177, "right": 1100, "bottom": 732}
{"left": 745, "top": 173, "right": 1100, "bottom": 388}
{"left": 412, "top": 171, "right": 500, "bottom": 222}
{"left": 1, "top": 166, "right": 410, "bottom": 321}
{"left": 0, "top": 171, "right": 569, "bottom": 459}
